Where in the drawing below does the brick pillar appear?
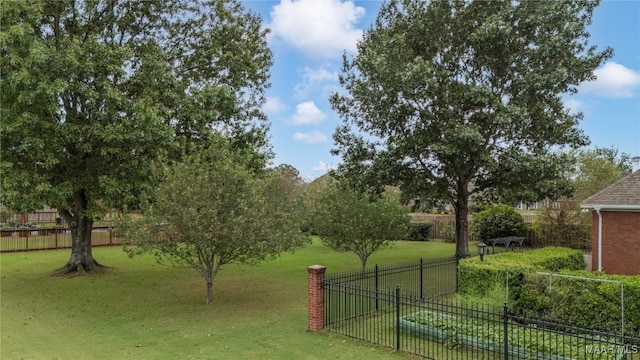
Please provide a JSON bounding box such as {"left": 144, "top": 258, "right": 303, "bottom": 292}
{"left": 307, "top": 264, "right": 326, "bottom": 332}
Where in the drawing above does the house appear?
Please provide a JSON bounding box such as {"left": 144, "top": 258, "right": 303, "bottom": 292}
{"left": 580, "top": 157, "right": 640, "bottom": 275}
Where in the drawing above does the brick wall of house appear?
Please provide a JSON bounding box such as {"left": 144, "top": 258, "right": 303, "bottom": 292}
{"left": 591, "top": 211, "right": 640, "bottom": 275}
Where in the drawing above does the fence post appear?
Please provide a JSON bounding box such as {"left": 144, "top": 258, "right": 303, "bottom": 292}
{"left": 455, "top": 257, "right": 459, "bottom": 293}
{"left": 375, "top": 264, "right": 379, "bottom": 311}
{"left": 307, "top": 265, "right": 326, "bottom": 332}
{"left": 503, "top": 302, "right": 509, "bottom": 360}
{"left": 395, "top": 285, "right": 400, "bottom": 351}
{"left": 419, "top": 258, "right": 424, "bottom": 300}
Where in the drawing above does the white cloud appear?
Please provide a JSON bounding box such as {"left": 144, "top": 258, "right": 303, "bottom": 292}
{"left": 268, "top": 0, "right": 365, "bottom": 59}
{"left": 293, "top": 130, "right": 328, "bottom": 144}
{"left": 290, "top": 101, "right": 327, "bottom": 125}
{"left": 563, "top": 98, "right": 583, "bottom": 115}
{"left": 312, "top": 161, "right": 337, "bottom": 172}
{"left": 294, "top": 66, "right": 339, "bottom": 99}
{"left": 581, "top": 62, "right": 640, "bottom": 98}
{"left": 264, "top": 97, "right": 286, "bottom": 114}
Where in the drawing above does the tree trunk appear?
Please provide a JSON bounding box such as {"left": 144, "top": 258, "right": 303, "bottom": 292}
{"left": 206, "top": 280, "right": 213, "bottom": 305}
{"left": 59, "top": 190, "right": 102, "bottom": 274}
{"left": 454, "top": 178, "right": 471, "bottom": 259}
{"left": 454, "top": 202, "right": 470, "bottom": 259}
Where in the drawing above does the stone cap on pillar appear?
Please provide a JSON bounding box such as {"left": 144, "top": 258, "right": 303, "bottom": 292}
{"left": 307, "top": 265, "right": 326, "bottom": 274}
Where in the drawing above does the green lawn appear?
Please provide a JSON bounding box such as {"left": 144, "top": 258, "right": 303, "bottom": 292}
{"left": 0, "top": 239, "right": 454, "bottom": 360}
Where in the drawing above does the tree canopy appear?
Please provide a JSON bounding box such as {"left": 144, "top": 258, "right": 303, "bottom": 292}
{"left": 571, "top": 146, "right": 631, "bottom": 202}
{"left": 530, "top": 146, "right": 631, "bottom": 249}
{"left": 120, "top": 140, "right": 309, "bottom": 304}
{"left": 330, "top": 0, "right": 611, "bottom": 258}
{"left": 0, "top": 0, "right": 272, "bottom": 272}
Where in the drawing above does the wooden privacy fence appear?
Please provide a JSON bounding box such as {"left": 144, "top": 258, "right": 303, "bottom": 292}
{"left": 411, "top": 214, "right": 536, "bottom": 223}
{"left": 0, "top": 227, "right": 123, "bottom": 252}
{"left": 411, "top": 214, "right": 539, "bottom": 244}
{"left": 1, "top": 210, "right": 138, "bottom": 228}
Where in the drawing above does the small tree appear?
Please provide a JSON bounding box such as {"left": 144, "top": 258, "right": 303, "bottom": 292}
{"left": 471, "top": 204, "right": 526, "bottom": 242}
{"left": 313, "top": 185, "right": 410, "bottom": 271}
{"left": 120, "top": 142, "right": 309, "bottom": 304}
{"left": 532, "top": 146, "right": 630, "bottom": 249}
{"left": 532, "top": 201, "right": 591, "bottom": 249}
{"left": 439, "top": 221, "right": 456, "bottom": 243}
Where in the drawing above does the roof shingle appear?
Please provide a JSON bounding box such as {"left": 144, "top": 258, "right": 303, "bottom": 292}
{"left": 581, "top": 170, "right": 640, "bottom": 208}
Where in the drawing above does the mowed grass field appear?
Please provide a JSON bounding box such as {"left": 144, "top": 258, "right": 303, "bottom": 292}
{"left": 1, "top": 239, "right": 455, "bottom": 360}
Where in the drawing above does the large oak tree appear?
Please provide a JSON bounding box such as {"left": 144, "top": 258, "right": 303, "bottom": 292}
{"left": 0, "top": 0, "right": 272, "bottom": 272}
{"left": 330, "top": 0, "right": 611, "bottom": 258}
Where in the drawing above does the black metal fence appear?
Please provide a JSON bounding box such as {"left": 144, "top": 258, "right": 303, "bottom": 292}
{"left": 324, "top": 256, "right": 458, "bottom": 301}
{"left": 323, "top": 257, "right": 640, "bottom": 360}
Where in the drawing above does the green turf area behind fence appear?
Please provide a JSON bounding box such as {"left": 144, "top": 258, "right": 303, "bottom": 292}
{"left": 0, "top": 238, "right": 454, "bottom": 360}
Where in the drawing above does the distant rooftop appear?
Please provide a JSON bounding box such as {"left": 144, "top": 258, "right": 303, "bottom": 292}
{"left": 581, "top": 168, "right": 640, "bottom": 209}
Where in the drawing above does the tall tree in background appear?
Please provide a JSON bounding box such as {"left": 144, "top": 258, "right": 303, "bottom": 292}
{"left": 572, "top": 146, "right": 631, "bottom": 201}
{"left": 0, "top": 0, "right": 272, "bottom": 273}
{"left": 269, "top": 164, "right": 305, "bottom": 200}
{"left": 532, "top": 146, "right": 631, "bottom": 249}
{"left": 330, "top": 0, "right": 611, "bottom": 258}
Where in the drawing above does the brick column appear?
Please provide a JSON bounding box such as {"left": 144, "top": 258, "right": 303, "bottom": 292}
{"left": 307, "top": 264, "right": 326, "bottom": 332}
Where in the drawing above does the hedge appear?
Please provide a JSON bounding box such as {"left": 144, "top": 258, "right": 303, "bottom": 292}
{"left": 512, "top": 270, "right": 640, "bottom": 337}
{"left": 458, "top": 248, "right": 639, "bottom": 337}
{"left": 458, "top": 247, "right": 585, "bottom": 296}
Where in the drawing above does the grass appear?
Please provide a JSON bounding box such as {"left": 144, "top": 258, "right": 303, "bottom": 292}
{"left": 0, "top": 238, "right": 454, "bottom": 360}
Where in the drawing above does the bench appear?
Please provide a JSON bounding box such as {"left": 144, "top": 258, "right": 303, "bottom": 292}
{"left": 487, "top": 236, "right": 524, "bottom": 253}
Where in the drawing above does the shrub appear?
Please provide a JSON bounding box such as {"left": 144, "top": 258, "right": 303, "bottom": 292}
{"left": 0, "top": 210, "right": 10, "bottom": 224}
{"left": 408, "top": 222, "right": 432, "bottom": 241}
{"left": 458, "top": 256, "right": 534, "bottom": 297}
{"left": 458, "top": 247, "right": 584, "bottom": 297}
{"left": 471, "top": 204, "right": 525, "bottom": 242}
{"left": 532, "top": 201, "right": 591, "bottom": 250}
{"left": 439, "top": 221, "right": 456, "bottom": 243}
{"left": 512, "top": 271, "right": 640, "bottom": 336}
{"left": 459, "top": 247, "right": 639, "bottom": 336}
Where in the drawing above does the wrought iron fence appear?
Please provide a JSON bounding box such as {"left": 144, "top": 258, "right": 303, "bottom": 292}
{"left": 324, "top": 256, "right": 458, "bottom": 302}
{"left": 322, "top": 257, "right": 640, "bottom": 360}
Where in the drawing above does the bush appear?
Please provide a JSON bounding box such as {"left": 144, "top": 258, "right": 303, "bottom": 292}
{"left": 532, "top": 201, "right": 591, "bottom": 250}
{"left": 471, "top": 204, "right": 525, "bottom": 242}
{"left": 439, "top": 221, "right": 456, "bottom": 243}
{"left": 458, "top": 247, "right": 584, "bottom": 297}
{"left": 0, "top": 210, "right": 10, "bottom": 224}
{"left": 511, "top": 271, "right": 640, "bottom": 336}
{"left": 458, "top": 247, "right": 639, "bottom": 336}
{"left": 408, "top": 222, "right": 432, "bottom": 241}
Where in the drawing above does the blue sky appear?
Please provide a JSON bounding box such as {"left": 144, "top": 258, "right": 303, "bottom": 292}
{"left": 242, "top": 0, "right": 640, "bottom": 180}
